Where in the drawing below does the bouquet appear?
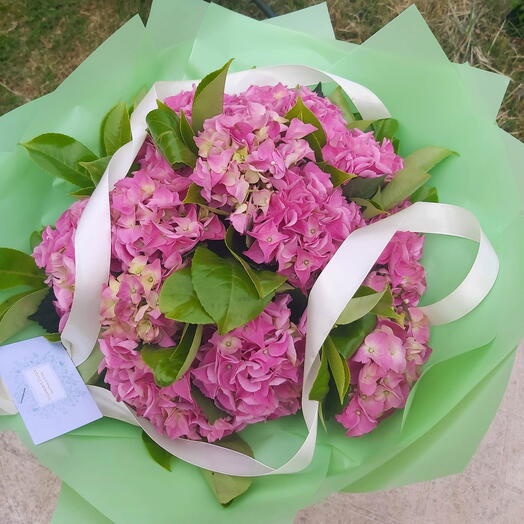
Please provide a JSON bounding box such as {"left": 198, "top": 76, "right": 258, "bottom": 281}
{"left": 0, "top": 2, "right": 522, "bottom": 522}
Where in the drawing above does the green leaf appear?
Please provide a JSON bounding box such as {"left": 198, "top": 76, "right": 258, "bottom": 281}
{"left": 0, "top": 290, "right": 34, "bottom": 320}
{"left": 378, "top": 167, "right": 429, "bottom": 211}
{"left": 191, "top": 247, "right": 271, "bottom": 334}
{"left": 192, "top": 387, "right": 230, "bottom": 423}
{"left": 179, "top": 111, "right": 198, "bottom": 155}
{"left": 77, "top": 343, "right": 104, "bottom": 384}
{"left": 132, "top": 85, "right": 149, "bottom": 112}
{"left": 79, "top": 156, "right": 110, "bottom": 186}
{"left": 308, "top": 348, "right": 330, "bottom": 402}
{"left": 146, "top": 101, "right": 197, "bottom": 168}
{"left": 284, "top": 96, "right": 326, "bottom": 161}
{"left": 343, "top": 175, "right": 386, "bottom": 200}
{"left": 336, "top": 286, "right": 387, "bottom": 325}
{"left": 324, "top": 336, "right": 350, "bottom": 404}
{"left": 347, "top": 119, "right": 375, "bottom": 131}
{"left": 320, "top": 374, "right": 347, "bottom": 425}
{"left": 0, "top": 288, "right": 48, "bottom": 344}
{"left": 101, "top": 102, "right": 132, "bottom": 156}
{"left": 202, "top": 435, "right": 253, "bottom": 506}
{"left": 20, "top": 133, "right": 95, "bottom": 187}
{"left": 183, "top": 183, "right": 207, "bottom": 205}
{"left": 0, "top": 248, "right": 45, "bottom": 289}
{"left": 318, "top": 162, "right": 356, "bottom": 187}
{"left": 328, "top": 86, "right": 355, "bottom": 123}
{"left": 404, "top": 146, "right": 457, "bottom": 173}
{"left": 183, "top": 183, "right": 228, "bottom": 216}
{"left": 141, "top": 324, "right": 203, "bottom": 387}
{"left": 330, "top": 314, "right": 376, "bottom": 359}
{"left": 141, "top": 431, "right": 174, "bottom": 472}
{"left": 410, "top": 185, "right": 439, "bottom": 203}
{"left": 371, "top": 286, "right": 405, "bottom": 325}
{"left": 27, "top": 287, "right": 60, "bottom": 333}
{"left": 70, "top": 186, "right": 95, "bottom": 199}
{"left": 29, "top": 229, "right": 43, "bottom": 251}
{"left": 378, "top": 146, "right": 456, "bottom": 210}
{"left": 371, "top": 118, "right": 399, "bottom": 142}
{"left": 159, "top": 266, "right": 213, "bottom": 324}
{"left": 192, "top": 59, "right": 234, "bottom": 133}
{"left": 352, "top": 197, "right": 386, "bottom": 220}
{"left": 224, "top": 227, "right": 286, "bottom": 299}
{"left": 44, "top": 333, "right": 61, "bottom": 343}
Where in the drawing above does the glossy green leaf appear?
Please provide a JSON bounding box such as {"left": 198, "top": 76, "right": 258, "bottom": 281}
{"left": 29, "top": 229, "right": 43, "bottom": 251}
{"left": 378, "top": 167, "right": 429, "bottom": 211}
{"left": 101, "top": 102, "right": 132, "bottom": 156}
{"left": 191, "top": 59, "right": 234, "bottom": 133}
{"left": 146, "top": 101, "right": 197, "bottom": 168}
{"left": 158, "top": 266, "right": 213, "bottom": 324}
{"left": 352, "top": 197, "right": 387, "bottom": 220}
{"left": 183, "top": 183, "right": 207, "bottom": 205}
{"left": 27, "top": 287, "right": 60, "bottom": 333}
{"left": 0, "top": 248, "right": 45, "bottom": 289}
{"left": 202, "top": 435, "right": 253, "bottom": 506}
{"left": 131, "top": 85, "right": 148, "bottom": 112}
{"left": 179, "top": 110, "right": 198, "bottom": 155}
{"left": 347, "top": 119, "right": 375, "bottom": 131}
{"left": 70, "top": 186, "right": 95, "bottom": 199}
{"left": 318, "top": 162, "right": 356, "bottom": 187}
{"left": 336, "top": 286, "right": 387, "bottom": 325}
{"left": 308, "top": 348, "right": 330, "bottom": 402}
{"left": 379, "top": 146, "right": 456, "bottom": 210}
{"left": 330, "top": 313, "right": 377, "bottom": 359}
{"left": 183, "top": 183, "right": 228, "bottom": 215}
{"left": 410, "top": 185, "right": 439, "bottom": 203}
{"left": 324, "top": 336, "right": 350, "bottom": 404}
{"left": 372, "top": 286, "right": 405, "bottom": 324}
{"left": 404, "top": 146, "right": 457, "bottom": 173}
{"left": 191, "top": 247, "right": 271, "bottom": 334}
{"left": 284, "top": 96, "right": 326, "bottom": 160}
{"left": 224, "top": 227, "right": 286, "bottom": 299}
{"left": 312, "top": 82, "right": 324, "bottom": 98}
{"left": 141, "top": 324, "right": 203, "bottom": 387}
{"left": 192, "top": 387, "right": 229, "bottom": 423}
{"left": 343, "top": 175, "right": 386, "bottom": 200}
{"left": 371, "top": 118, "right": 399, "bottom": 142}
{"left": 44, "top": 333, "right": 61, "bottom": 343}
{"left": 328, "top": 86, "right": 355, "bottom": 123}
{"left": 141, "top": 431, "right": 174, "bottom": 472}
{"left": 20, "top": 133, "right": 95, "bottom": 187}
{"left": 0, "top": 290, "right": 34, "bottom": 320}
{"left": 77, "top": 343, "right": 104, "bottom": 384}
{"left": 79, "top": 156, "right": 110, "bottom": 186}
{"left": 0, "top": 288, "right": 48, "bottom": 344}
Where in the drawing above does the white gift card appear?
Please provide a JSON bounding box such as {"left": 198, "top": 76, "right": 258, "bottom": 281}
{"left": 0, "top": 337, "right": 102, "bottom": 444}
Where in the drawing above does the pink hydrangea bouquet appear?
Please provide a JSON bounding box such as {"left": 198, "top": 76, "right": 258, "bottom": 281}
{"left": 32, "top": 67, "right": 435, "bottom": 443}
{"left": 0, "top": 2, "right": 521, "bottom": 521}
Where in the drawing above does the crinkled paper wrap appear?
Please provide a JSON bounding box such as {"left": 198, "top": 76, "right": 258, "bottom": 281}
{"left": 0, "top": 1, "right": 523, "bottom": 522}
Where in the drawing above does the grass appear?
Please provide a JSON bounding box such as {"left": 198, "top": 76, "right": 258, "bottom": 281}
{"left": 0, "top": 0, "right": 522, "bottom": 139}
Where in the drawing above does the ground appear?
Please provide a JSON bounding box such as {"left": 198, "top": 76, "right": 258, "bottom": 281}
{"left": 0, "top": 0, "right": 522, "bottom": 139}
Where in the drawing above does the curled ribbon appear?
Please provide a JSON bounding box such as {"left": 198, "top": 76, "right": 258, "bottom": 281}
{"left": 0, "top": 66, "right": 499, "bottom": 477}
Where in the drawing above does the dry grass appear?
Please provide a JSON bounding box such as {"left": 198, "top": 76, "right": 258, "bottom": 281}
{"left": 1, "top": 0, "right": 522, "bottom": 139}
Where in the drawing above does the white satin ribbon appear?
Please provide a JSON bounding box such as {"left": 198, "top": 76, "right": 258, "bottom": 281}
{"left": 0, "top": 66, "right": 499, "bottom": 477}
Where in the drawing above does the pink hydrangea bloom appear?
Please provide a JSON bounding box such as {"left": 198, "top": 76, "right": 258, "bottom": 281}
{"left": 192, "top": 294, "right": 304, "bottom": 426}
{"left": 110, "top": 141, "right": 225, "bottom": 274}
{"left": 336, "top": 310, "right": 432, "bottom": 437}
{"left": 99, "top": 335, "right": 243, "bottom": 442}
{"left": 32, "top": 199, "right": 87, "bottom": 330}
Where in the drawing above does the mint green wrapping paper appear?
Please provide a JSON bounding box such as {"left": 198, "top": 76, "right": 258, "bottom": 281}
{"left": 0, "top": 2, "right": 523, "bottom": 522}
